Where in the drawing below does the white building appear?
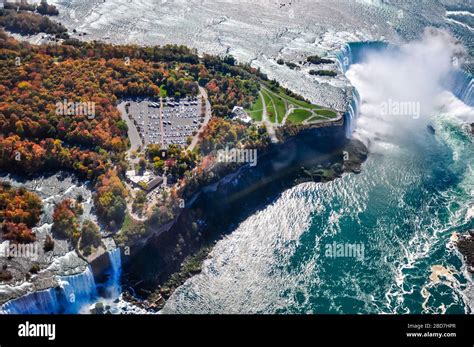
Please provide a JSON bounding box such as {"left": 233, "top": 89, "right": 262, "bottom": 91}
{"left": 231, "top": 106, "right": 252, "bottom": 123}
{"left": 126, "top": 169, "right": 162, "bottom": 191}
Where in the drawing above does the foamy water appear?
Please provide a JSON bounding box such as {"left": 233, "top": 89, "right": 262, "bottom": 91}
{"left": 163, "top": 32, "right": 474, "bottom": 314}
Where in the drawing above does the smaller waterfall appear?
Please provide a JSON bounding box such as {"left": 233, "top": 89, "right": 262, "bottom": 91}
{"left": 0, "top": 288, "right": 61, "bottom": 314}
{"left": 59, "top": 266, "right": 97, "bottom": 313}
{"left": 106, "top": 248, "right": 122, "bottom": 298}
{"left": 0, "top": 249, "right": 122, "bottom": 314}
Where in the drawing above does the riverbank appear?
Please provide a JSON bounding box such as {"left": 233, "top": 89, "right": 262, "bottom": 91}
{"left": 121, "top": 121, "right": 368, "bottom": 311}
{"left": 0, "top": 172, "right": 123, "bottom": 311}
{"left": 457, "top": 231, "right": 474, "bottom": 273}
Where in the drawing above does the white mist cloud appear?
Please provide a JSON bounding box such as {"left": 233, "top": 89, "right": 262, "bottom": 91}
{"left": 346, "top": 27, "right": 473, "bottom": 147}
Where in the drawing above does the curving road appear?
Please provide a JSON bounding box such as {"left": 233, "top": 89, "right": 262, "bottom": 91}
{"left": 188, "top": 86, "right": 212, "bottom": 151}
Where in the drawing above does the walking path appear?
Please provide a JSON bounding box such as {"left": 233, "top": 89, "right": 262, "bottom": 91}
{"left": 259, "top": 90, "right": 279, "bottom": 144}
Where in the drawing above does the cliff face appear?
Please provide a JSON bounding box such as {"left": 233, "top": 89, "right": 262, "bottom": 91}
{"left": 0, "top": 247, "right": 121, "bottom": 314}
{"left": 457, "top": 231, "right": 474, "bottom": 273}
{"left": 0, "top": 171, "right": 123, "bottom": 308}
{"left": 122, "top": 121, "right": 367, "bottom": 302}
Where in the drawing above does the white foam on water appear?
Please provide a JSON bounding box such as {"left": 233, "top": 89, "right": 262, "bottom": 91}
{"left": 162, "top": 183, "right": 323, "bottom": 313}
{"left": 336, "top": 29, "right": 473, "bottom": 313}
{"left": 160, "top": 28, "right": 474, "bottom": 314}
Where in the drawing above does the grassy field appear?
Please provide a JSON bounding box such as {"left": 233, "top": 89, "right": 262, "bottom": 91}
{"left": 262, "top": 89, "right": 286, "bottom": 123}
{"left": 287, "top": 109, "right": 312, "bottom": 124}
{"left": 261, "top": 91, "right": 274, "bottom": 122}
{"left": 305, "top": 115, "right": 333, "bottom": 123}
{"left": 245, "top": 84, "right": 339, "bottom": 125}
{"left": 275, "top": 90, "right": 322, "bottom": 110}
{"left": 247, "top": 93, "right": 263, "bottom": 121}
{"left": 315, "top": 109, "right": 338, "bottom": 118}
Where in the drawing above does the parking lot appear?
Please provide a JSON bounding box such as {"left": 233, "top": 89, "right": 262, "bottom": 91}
{"left": 127, "top": 96, "right": 203, "bottom": 148}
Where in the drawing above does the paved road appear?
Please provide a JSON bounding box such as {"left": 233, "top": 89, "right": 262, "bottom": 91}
{"left": 282, "top": 104, "right": 294, "bottom": 125}
{"left": 118, "top": 101, "right": 143, "bottom": 165}
{"left": 188, "top": 86, "right": 212, "bottom": 151}
{"left": 159, "top": 96, "right": 165, "bottom": 148}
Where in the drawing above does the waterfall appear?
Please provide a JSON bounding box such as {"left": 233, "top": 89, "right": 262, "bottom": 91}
{"left": 337, "top": 41, "right": 474, "bottom": 108}
{"left": 58, "top": 266, "right": 97, "bottom": 313}
{"left": 0, "top": 266, "right": 97, "bottom": 314}
{"left": 335, "top": 40, "right": 474, "bottom": 137}
{"left": 106, "top": 248, "right": 122, "bottom": 298}
{"left": 344, "top": 88, "right": 361, "bottom": 138}
{"left": 335, "top": 44, "right": 352, "bottom": 73}
{"left": 0, "top": 249, "right": 122, "bottom": 314}
{"left": 335, "top": 42, "right": 386, "bottom": 137}
{"left": 0, "top": 288, "right": 61, "bottom": 314}
{"left": 447, "top": 69, "right": 474, "bottom": 107}
{"left": 335, "top": 41, "right": 389, "bottom": 73}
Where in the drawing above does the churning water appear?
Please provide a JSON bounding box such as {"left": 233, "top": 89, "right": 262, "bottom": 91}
{"left": 162, "top": 30, "right": 474, "bottom": 314}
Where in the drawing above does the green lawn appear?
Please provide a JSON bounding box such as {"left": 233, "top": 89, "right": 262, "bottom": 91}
{"left": 261, "top": 91, "right": 275, "bottom": 122}
{"left": 306, "top": 114, "right": 331, "bottom": 123}
{"left": 244, "top": 84, "right": 338, "bottom": 125}
{"left": 276, "top": 91, "right": 321, "bottom": 110}
{"left": 262, "top": 89, "right": 286, "bottom": 123}
{"left": 315, "top": 109, "right": 338, "bottom": 118}
{"left": 246, "top": 93, "right": 263, "bottom": 121}
{"left": 274, "top": 95, "right": 287, "bottom": 124}
{"left": 115, "top": 213, "right": 145, "bottom": 245}
{"left": 287, "top": 109, "right": 312, "bottom": 124}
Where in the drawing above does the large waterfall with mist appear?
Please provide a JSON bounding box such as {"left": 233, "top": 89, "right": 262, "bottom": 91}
{"left": 162, "top": 29, "right": 474, "bottom": 314}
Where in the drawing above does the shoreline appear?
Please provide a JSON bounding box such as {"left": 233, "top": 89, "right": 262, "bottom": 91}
{"left": 457, "top": 230, "right": 474, "bottom": 274}
{"left": 0, "top": 18, "right": 353, "bottom": 311}
{"left": 121, "top": 124, "right": 368, "bottom": 311}
{"left": 0, "top": 0, "right": 473, "bottom": 316}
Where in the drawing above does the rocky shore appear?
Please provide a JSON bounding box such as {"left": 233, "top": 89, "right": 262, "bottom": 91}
{"left": 457, "top": 230, "right": 474, "bottom": 273}
{"left": 0, "top": 173, "right": 120, "bottom": 309}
